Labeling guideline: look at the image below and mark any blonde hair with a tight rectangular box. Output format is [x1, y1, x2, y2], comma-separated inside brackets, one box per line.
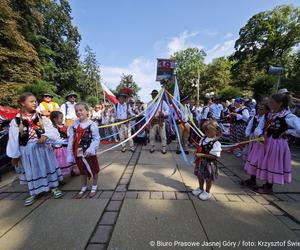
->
[202, 120, 222, 137]
[75, 102, 90, 111]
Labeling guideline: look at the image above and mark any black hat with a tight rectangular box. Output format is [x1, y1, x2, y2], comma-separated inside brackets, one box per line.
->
[65, 92, 78, 99]
[43, 93, 53, 98]
[150, 90, 158, 95]
[180, 95, 189, 103]
[116, 93, 128, 99]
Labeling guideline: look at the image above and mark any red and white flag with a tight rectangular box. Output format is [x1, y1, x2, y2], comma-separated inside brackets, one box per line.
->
[101, 82, 118, 104]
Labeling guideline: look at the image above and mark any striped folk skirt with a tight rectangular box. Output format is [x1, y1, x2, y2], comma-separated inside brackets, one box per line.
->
[19, 141, 63, 196]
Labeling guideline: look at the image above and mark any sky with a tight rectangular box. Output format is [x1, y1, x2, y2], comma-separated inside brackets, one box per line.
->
[69, 0, 300, 102]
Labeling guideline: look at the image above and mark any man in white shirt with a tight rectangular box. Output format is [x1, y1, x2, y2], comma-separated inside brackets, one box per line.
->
[147, 90, 170, 154]
[115, 93, 135, 153]
[210, 99, 223, 121]
[60, 92, 77, 127]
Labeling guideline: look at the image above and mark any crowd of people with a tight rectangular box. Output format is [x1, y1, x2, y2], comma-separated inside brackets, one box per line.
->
[3, 87, 300, 205]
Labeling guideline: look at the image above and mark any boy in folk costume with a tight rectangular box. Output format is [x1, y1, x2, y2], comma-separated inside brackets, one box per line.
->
[7, 92, 63, 206]
[147, 89, 170, 154]
[60, 92, 77, 127]
[114, 93, 135, 152]
[67, 102, 100, 198]
[37, 93, 60, 118]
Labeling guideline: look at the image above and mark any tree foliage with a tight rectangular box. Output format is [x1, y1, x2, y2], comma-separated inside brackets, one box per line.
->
[115, 74, 140, 97]
[172, 48, 206, 97]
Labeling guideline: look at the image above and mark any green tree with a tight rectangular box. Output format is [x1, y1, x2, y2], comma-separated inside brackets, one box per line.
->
[232, 5, 300, 90]
[81, 45, 102, 100]
[202, 57, 233, 93]
[217, 86, 242, 101]
[116, 74, 140, 97]
[0, 0, 41, 105]
[171, 48, 206, 97]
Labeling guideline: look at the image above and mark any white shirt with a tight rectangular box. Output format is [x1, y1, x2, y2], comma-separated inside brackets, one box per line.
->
[6, 114, 63, 158]
[199, 137, 222, 157]
[60, 101, 77, 122]
[200, 106, 210, 120]
[67, 119, 100, 163]
[236, 108, 250, 122]
[146, 100, 170, 121]
[210, 103, 223, 120]
[245, 115, 265, 137]
[91, 110, 102, 120]
[115, 102, 128, 120]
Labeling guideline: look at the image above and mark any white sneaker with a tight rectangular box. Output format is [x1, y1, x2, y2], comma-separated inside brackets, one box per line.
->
[192, 188, 203, 196]
[199, 191, 212, 201]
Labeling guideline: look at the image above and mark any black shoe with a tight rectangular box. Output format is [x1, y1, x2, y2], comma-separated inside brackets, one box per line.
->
[176, 150, 181, 154]
[150, 147, 155, 153]
[184, 150, 189, 155]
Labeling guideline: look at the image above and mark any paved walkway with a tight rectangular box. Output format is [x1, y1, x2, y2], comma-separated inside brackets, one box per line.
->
[0, 143, 300, 250]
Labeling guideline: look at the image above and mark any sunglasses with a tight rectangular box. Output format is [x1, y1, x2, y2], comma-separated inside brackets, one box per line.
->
[69, 95, 76, 98]
[44, 95, 53, 98]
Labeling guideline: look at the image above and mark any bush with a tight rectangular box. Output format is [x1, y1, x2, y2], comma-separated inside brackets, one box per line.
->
[217, 86, 242, 101]
[85, 96, 98, 107]
[251, 75, 278, 100]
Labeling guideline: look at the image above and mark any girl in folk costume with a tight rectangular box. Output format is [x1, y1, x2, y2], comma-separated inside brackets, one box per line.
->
[256, 94, 300, 194]
[241, 102, 269, 188]
[50, 111, 80, 177]
[38, 93, 60, 118]
[228, 98, 250, 157]
[6, 93, 63, 206]
[192, 120, 222, 201]
[67, 102, 100, 198]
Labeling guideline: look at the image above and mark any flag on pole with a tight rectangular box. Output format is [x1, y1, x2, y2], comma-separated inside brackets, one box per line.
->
[101, 82, 118, 104]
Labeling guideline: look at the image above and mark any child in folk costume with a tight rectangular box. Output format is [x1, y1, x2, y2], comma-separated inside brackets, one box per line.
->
[241, 102, 269, 188]
[256, 94, 300, 194]
[50, 111, 79, 177]
[6, 93, 63, 206]
[229, 98, 250, 157]
[67, 102, 100, 198]
[192, 120, 222, 200]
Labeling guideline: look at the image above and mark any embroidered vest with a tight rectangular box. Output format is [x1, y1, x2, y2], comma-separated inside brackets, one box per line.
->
[15, 114, 45, 146]
[266, 115, 288, 139]
[73, 125, 92, 151]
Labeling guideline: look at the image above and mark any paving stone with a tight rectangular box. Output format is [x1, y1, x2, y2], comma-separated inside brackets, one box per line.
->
[287, 194, 300, 202]
[99, 191, 113, 199]
[111, 192, 125, 201]
[0, 193, 10, 199]
[163, 192, 176, 200]
[86, 244, 106, 250]
[214, 194, 229, 202]
[3, 193, 22, 200]
[14, 193, 29, 200]
[277, 216, 300, 230]
[125, 191, 138, 199]
[90, 225, 113, 243]
[226, 194, 242, 202]
[63, 191, 77, 199]
[263, 205, 284, 216]
[250, 195, 269, 204]
[150, 192, 163, 199]
[137, 191, 150, 199]
[115, 185, 127, 192]
[176, 192, 189, 200]
[119, 179, 129, 185]
[0, 199, 108, 249]
[275, 193, 295, 202]
[100, 212, 118, 225]
[238, 194, 256, 203]
[261, 194, 279, 201]
[106, 200, 122, 211]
